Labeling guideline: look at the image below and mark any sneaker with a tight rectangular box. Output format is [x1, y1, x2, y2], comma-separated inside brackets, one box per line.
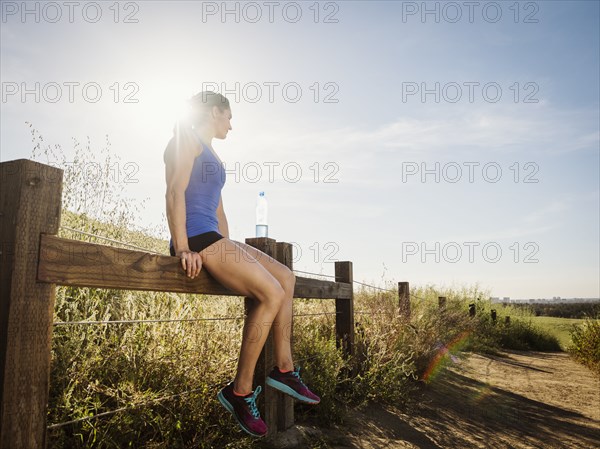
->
[266, 366, 320, 404]
[217, 383, 267, 437]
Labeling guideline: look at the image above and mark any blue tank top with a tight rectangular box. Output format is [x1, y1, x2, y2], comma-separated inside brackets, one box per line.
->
[169, 138, 226, 248]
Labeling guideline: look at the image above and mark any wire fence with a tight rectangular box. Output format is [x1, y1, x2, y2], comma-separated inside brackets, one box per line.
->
[48, 311, 333, 431]
[47, 385, 209, 430]
[292, 312, 340, 318]
[47, 372, 236, 430]
[54, 226, 415, 328]
[410, 293, 428, 301]
[48, 225, 398, 432]
[60, 225, 397, 295]
[60, 225, 164, 255]
[54, 312, 348, 327]
[53, 316, 245, 326]
[353, 279, 394, 293]
[291, 268, 336, 280]
[46, 348, 324, 431]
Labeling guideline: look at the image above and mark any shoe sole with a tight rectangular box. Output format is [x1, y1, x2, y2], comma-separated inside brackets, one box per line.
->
[217, 390, 267, 438]
[265, 377, 320, 404]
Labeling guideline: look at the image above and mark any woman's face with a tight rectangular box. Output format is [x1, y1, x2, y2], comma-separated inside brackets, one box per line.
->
[213, 107, 232, 139]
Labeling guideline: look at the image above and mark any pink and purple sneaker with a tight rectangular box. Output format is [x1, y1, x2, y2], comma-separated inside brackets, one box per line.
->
[217, 383, 267, 437]
[266, 366, 320, 404]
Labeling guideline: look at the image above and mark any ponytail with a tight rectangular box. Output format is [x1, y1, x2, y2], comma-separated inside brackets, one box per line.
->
[172, 91, 230, 136]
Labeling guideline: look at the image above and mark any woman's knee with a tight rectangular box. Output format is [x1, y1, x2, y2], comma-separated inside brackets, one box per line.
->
[258, 282, 286, 309]
[281, 268, 296, 297]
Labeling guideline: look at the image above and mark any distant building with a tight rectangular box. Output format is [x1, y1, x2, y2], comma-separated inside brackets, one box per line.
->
[510, 297, 600, 303]
[498, 297, 600, 304]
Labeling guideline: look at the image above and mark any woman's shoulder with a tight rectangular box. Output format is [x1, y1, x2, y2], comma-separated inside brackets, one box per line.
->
[163, 135, 203, 164]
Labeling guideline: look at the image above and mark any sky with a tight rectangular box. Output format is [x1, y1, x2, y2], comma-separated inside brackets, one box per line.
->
[1, 0, 599, 299]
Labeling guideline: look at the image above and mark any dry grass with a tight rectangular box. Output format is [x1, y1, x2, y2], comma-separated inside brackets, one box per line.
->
[28, 125, 564, 448]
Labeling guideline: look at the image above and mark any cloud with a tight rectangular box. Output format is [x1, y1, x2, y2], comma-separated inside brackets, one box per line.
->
[522, 200, 568, 224]
[239, 103, 599, 166]
[450, 223, 559, 242]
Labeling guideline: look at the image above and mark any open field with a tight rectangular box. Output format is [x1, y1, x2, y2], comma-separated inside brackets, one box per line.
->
[529, 316, 590, 350]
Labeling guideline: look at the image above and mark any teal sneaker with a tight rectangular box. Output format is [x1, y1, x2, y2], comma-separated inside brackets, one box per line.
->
[266, 366, 320, 404]
[217, 383, 267, 437]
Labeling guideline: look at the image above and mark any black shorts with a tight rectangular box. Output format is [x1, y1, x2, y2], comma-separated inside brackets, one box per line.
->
[169, 231, 224, 256]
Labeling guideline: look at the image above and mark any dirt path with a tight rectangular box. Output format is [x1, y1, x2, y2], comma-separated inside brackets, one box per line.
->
[294, 350, 600, 449]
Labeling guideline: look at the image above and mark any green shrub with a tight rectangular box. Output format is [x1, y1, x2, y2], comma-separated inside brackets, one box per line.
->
[33, 124, 568, 446]
[292, 324, 347, 425]
[460, 299, 561, 353]
[496, 319, 562, 351]
[569, 317, 600, 375]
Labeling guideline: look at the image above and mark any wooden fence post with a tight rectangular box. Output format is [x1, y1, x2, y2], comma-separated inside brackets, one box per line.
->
[274, 241, 294, 431]
[1, 160, 63, 449]
[398, 281, 410, 319]
[334, 261, 354, 358]
[244, 237, 278, 435]
[0, 159, 361, 444]
[438, 296, 447, 310]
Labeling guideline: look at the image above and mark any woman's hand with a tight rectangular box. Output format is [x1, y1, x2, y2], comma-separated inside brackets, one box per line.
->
[176, 249, 203, 279]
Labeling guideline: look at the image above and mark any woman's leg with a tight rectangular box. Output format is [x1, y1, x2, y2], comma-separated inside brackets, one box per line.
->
[199, 238, 286, 394]
[228, 242, 320, 405]
[232, 241, 295, 372]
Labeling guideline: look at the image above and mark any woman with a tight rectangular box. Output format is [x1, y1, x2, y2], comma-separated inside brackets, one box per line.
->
[163, 91, 319, 438]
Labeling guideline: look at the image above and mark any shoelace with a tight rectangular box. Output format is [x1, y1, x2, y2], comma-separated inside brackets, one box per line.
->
[290, 366, 303, 382]
[243, 385, 262, 419]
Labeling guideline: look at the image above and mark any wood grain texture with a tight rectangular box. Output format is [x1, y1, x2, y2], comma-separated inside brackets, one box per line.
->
[294, 276, 352, 300]
[37, 234, 237, 295]
[334, 261, 354, 358]
[243, 238, 277, 436]
[439, 296, 447, 309]
[0, 160, 63, 449]
[398, 281, 411, 319]
[38, 235, 352, 299]
[1, 159, 357, 444]
[275, 241, 294, 431]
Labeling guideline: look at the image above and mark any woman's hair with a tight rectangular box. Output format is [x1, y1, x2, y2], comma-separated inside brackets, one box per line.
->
[189, 91, 230, 111]
[173, 91, 230, 134]
[188, 91, 230, 127]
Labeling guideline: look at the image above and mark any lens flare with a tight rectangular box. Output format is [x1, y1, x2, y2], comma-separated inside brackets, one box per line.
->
[422, 330, 471, 382]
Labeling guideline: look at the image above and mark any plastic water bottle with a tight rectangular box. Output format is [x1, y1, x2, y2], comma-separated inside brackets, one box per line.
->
[255, 191, 268, 237]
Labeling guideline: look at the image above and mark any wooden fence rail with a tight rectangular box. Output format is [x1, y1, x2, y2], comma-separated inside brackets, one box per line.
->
[0, 159, 425, 447]
[1, 159, 370, 448]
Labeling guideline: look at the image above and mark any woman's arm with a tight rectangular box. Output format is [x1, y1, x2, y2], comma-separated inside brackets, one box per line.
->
[216, 194, 230, 238]
[164, 135, 196, 253]
[164, 129, 203, 278]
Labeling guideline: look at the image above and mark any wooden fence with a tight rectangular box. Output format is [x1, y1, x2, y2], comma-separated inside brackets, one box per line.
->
[0, 159, 417, 448]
